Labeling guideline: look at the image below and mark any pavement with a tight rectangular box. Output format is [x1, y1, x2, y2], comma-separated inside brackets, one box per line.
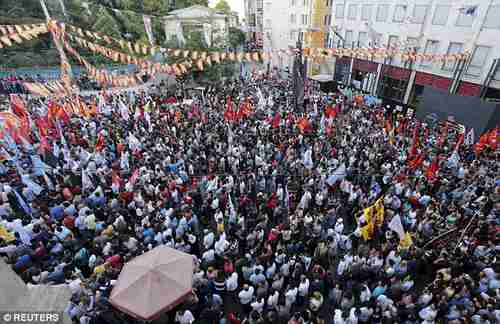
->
[0, 259, 72, 324]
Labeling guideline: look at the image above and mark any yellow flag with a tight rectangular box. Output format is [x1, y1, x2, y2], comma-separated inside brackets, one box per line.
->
[0, 225, 15, 243]
[361, 223, 374, 241]
[364, 206, 374, 226]
[374, 197, 385, 227]
[399, 232, 413, 249]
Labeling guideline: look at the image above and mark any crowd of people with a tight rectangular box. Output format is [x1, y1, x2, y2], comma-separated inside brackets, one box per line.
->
[0, 70, 499, 324]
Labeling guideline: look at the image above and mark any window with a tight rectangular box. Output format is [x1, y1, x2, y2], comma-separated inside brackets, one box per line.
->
[388, 35, 399, 48]
[290, 31, 296, 41]
[421, 40, 439, 66]
[406, 37, 420, 51]
[456, 10, 475, 27]
[393, 5, 407, 22]
[358, 31, 368, 47]
[432, 5, 450, 25]
[265, 2, 271, 11]
[301, 14, 308, 25]
[324, 14, 332, 26]
[484, 5, 500, 28]
[335, 4, 345, 18]
[412, 5, 428, 24]
[348, 4, 358, 20]
[345, 30, 354, 47]
[442, 42, 463, 71]
[257, 15, 263, 27]
[303, 0, 308, 6]
[265, 19, 272, 28]
[325, 0, 333, 7]
[291, 0, 296, 6]
[290, 14, 296, 24]
[467, 46, 491, 76]
[376, 4, 389, 22]
[362, 5, 373, 21]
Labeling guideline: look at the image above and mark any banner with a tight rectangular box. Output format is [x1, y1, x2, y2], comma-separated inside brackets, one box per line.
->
[143, 15, 155, 46]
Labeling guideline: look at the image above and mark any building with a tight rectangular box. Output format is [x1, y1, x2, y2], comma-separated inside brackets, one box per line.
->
[328, 0, 500, 103]
[244, 0, 264, 49]
[254, 0, 334, 73]
[164, 5, 232, 47]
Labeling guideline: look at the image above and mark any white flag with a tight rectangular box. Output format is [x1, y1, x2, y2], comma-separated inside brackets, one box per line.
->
[203, 23, 212, 47]
[228, 193, 237, 222]
[326, 163, 346, 186]
[82, 169, 93, 191]
[119, 100, 129, 121]
[464, 128, 474, 146]
[143, 15, 155, 46]
[303, 148, 313, 170]
[388, 214, 405, 240]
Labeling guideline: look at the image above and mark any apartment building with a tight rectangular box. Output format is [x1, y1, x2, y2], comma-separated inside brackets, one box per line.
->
[244, 0, 264, 49]
[329, 0, 500, 103]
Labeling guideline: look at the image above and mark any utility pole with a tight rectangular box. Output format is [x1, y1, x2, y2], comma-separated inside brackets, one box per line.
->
[293, 33, 304, 113]
[40, 0, 74, 93]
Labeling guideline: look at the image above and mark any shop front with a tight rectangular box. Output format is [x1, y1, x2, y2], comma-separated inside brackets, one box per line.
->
[409, 71, 453, 109]
[378, 65, 411, 104]
[334, 57, 351, 84]
[351, 59, 379, 93]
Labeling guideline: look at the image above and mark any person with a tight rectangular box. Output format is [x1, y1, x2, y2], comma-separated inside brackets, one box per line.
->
[0, 70, 498, 324]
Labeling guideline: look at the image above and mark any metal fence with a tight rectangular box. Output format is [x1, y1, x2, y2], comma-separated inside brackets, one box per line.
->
[0, 65, 137, 79]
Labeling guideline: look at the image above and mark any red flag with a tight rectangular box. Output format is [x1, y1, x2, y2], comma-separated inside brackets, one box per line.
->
[224, 96, 234, 121]
[475, 132, 490, 155]
[408, 154, 424, 171]
[10, 94, 29, 121]
[38, 135, 51, 154]
[425, 155, 439, 183]
[266, 192, 278, 209]
[488, 127, 498, 151]
[438, 121, 448, 147]
[95, 133, 105, 152]
[35, 117, 49, 138]
[112, 170, 121, 188]
[286, 112, 295, 125]
[325, 105, 337, 119]
[297, 117, 311, 134]
[408, 126, 420, 161]
[453, 132, 464, 152]
[271, 112, 281, 129]
[385, 116, 393, 134]
[129, 169, 140, 186]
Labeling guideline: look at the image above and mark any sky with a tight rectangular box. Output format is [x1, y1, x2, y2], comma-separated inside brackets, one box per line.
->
[209, 0, 245, 19]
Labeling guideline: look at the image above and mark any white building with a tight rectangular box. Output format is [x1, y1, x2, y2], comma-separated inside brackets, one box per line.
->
[244, 0, 264, 48]
[330, 0, 500, 100]
[164, 5, 232, 47]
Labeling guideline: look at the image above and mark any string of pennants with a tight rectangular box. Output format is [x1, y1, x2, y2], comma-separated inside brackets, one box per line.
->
[0, 24, 49, 48]
[63, 21, 471, 64]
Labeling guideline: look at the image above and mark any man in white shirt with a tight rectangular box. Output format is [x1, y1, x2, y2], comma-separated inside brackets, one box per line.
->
[285, 286, 298, 308]
[226, 272, 238, 292]
[175, 310, 194, 324]
[238, 284, 254, 313]
[298, 275, 310, 306]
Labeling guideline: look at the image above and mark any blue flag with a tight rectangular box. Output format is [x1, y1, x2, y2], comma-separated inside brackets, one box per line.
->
[13, 189, 32, 217]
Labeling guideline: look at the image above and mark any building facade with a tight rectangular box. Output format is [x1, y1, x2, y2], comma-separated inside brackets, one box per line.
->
[244, 0, 264, 49]
[329, 0, 500, 102]
[164, 5, 231, 48]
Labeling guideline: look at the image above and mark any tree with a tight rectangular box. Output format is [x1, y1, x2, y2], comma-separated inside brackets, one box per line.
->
[174, 0, 209, 9]
[228, 27, 245, 49]
[214, 0, 231, 13]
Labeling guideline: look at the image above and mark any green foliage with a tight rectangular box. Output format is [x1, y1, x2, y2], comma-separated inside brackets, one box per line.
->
[175, 0, 209, 9]
[214, 0, 231, 13]
[228, 27, 245, 49]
